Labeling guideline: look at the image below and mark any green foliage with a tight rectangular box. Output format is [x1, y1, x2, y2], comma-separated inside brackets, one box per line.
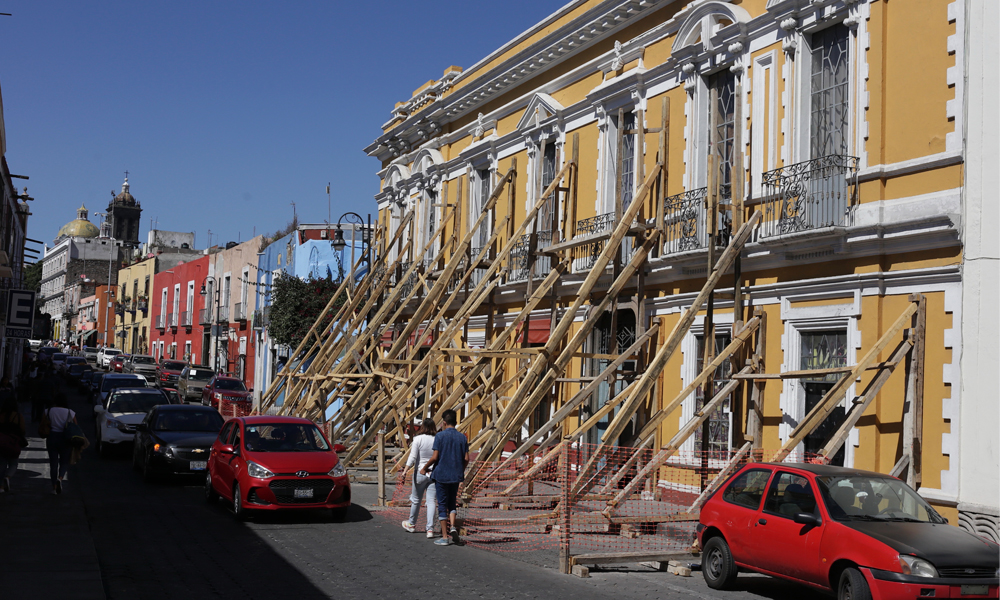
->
[24, 261, 42, 293]
[268, 272, 344, 348]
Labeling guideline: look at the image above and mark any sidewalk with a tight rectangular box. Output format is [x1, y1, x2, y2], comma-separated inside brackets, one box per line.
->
[0, 400, 106, 600]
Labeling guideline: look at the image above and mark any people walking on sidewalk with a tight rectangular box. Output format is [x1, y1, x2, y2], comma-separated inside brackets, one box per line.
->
[42, 394, 77, 495]
[0, 394, 27, 493]
[420, 409, 469, 546]
[401, 418, 438, 538]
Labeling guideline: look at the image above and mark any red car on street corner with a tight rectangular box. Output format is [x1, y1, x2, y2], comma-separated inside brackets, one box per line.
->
[202, 375, 252, 411]
[205, 416, 351, 521]
[698, 462, 998, 600]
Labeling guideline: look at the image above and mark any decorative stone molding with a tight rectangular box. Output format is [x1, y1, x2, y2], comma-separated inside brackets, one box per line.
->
[728, 41, 744, 55]
[780, 18, 799, 53]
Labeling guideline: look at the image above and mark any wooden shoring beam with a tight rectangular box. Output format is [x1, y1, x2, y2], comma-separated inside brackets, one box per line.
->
[600, 436, 654, 494]
[604, 366, 752, 511]
[818, 339, 913, 463]
[566, 211, 761, 498]
[771, 301, 919, 463]
[468, 164, 663, 484]
[905, 293, 926, 487]
[687, 441, 752, 512]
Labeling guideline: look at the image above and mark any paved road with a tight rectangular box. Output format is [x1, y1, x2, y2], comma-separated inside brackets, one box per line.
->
[1, 379, 821, 600]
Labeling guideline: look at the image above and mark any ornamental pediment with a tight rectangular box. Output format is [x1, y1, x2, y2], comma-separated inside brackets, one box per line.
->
[515, 93, 565, 132]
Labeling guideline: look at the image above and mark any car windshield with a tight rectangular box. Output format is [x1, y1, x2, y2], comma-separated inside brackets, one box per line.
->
[107, 391, 170, 414]
[188, 369, 213, 381]
[132, 356, 156, 365]
[244, 424, 330, 452]
[153, 410, 224, 432]
[817, 475, 945, 523]
[84, 347, 97, 353]
[214, 379, 246, 391]
[162, 361, 185, 370]
[102, 378, 146, 392]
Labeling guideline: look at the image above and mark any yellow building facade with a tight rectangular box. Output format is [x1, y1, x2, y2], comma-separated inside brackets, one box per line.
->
[116, 257, 154, 355]
[366, 0, 995, 539]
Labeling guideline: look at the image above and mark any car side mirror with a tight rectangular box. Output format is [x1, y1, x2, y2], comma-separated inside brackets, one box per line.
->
[333, 443, 347, 453]
[218, 444, 235, 455]
[793, 512, 821, 527]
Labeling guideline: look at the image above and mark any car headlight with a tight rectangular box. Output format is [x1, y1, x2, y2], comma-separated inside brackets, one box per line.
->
[246, 461, 274, 479]
[106, 418, 122, 428]
[213, 392, 222, 400]
[152, 443, 174, 457]
[328, 462, 347, 478]
[899, 555, 938, 578]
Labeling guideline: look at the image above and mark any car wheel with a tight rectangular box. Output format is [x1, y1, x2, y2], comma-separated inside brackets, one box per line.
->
[702, 536, 738, 590]
[205, 472, 219, 504]
[233, 482, 249, 521]
[330, 506, 348, 522]
[838, 567, 872, 600]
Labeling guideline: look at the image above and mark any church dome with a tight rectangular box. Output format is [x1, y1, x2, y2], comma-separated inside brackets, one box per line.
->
[114, 176, 137, 206]
[57, 204, 100, 239]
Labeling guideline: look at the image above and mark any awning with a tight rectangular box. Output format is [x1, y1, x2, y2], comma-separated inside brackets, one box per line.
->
[408, 325, 434, 347]
[515, 318, 550, 344]
[380, 328, 395, 349]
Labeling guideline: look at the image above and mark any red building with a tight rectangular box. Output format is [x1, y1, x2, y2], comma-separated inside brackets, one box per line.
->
[150, 254, 211, 367]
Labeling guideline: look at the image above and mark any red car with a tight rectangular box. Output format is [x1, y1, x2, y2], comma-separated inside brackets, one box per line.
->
[204, 416, 351, 521]
[202, 375, 251, 410]
[110, 354, 130, 373]
[698, 463, 999, 600]
[156, 359, 187, 389]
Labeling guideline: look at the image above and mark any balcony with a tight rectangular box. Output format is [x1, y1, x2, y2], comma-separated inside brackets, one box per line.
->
[217, 306, 230, 323]
[155, 315, 166, 330]
[180, 310, 192, 328]
[570, 213, 617, 272]
[662, 185, 732, 256]
[508, 230, 554, 283]
[136, 298, 148, 314]
[759, 155, 858, 239]
[169, 313, 178, 328]
[252, 306, 270, 331]
[234, 302, 247, 322]
[198, 308, 213, 326]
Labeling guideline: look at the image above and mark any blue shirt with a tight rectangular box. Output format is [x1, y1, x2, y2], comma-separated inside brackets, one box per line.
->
[430, 427, 469, 484]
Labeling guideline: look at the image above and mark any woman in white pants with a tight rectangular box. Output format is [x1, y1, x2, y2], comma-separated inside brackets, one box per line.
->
[401, 419, 437, 538]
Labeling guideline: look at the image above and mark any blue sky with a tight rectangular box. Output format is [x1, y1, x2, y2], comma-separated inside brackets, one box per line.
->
[1, 1, 558, 250]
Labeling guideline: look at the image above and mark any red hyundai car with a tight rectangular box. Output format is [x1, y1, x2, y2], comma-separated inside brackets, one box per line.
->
[698, 463, 998, 600]
[205, 416, 351, 521]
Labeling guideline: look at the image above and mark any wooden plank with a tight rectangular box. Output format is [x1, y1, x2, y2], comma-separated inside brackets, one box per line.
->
[571, 552, 695, 567]
[908, 293, 926, 488]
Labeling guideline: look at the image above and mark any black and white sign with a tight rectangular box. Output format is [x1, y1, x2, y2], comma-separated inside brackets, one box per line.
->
[5, 289, 35, 339]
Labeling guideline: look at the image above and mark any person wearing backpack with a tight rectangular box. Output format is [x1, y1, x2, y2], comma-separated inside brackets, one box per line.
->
[41, 393, 76, 495]
[0, 394, 26, 493]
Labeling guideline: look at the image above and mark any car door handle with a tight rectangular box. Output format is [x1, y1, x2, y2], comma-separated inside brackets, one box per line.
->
[758, 518, 767, 525]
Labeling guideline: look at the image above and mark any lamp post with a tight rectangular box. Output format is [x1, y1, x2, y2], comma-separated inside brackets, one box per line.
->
[330, 212, 371, 290]
[200, 276, 222, 374]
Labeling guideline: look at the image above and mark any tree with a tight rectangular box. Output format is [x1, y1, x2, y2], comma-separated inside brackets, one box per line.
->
[23, 261, 42, 293]
[268, 272, 345, 349]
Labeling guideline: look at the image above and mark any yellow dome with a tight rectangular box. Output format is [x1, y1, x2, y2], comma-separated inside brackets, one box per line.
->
[57, 204, 100, 239]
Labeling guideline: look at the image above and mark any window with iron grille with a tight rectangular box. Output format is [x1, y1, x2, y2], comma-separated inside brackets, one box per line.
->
[620, 112, 636, 210]
[426, 188, 437, 240]
[538, 143, 558, 232]
[709, 70, 737, 187]
[810, 24, 850, 158]
[473, 168, 491, 248]
[694, 333, 733, 460]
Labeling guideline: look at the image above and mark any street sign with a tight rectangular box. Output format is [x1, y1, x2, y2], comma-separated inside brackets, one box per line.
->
[5, 289, 35, 339]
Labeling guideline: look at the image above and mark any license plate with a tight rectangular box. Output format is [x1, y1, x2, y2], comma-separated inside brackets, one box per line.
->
[293, 488, 313, 499]
[961, 585, 989, 595]
[189, 461, 207, 471]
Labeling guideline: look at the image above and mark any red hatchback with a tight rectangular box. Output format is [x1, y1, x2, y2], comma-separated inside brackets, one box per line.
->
[698, 463, 998, 600]
[205, 416, 351, 521]
[202, 375, 251, 410]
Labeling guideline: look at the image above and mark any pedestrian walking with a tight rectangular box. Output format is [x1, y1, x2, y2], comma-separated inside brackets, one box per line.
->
[420, 409, 469, 546]
[401, 418, 438, 538]
[0, 394, 27, 493]
[41, 394, 77, 494]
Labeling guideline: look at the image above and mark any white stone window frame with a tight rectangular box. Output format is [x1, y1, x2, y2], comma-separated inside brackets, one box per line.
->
[172, 283, 181, 323]
[786, 7, 865, 166]
[678, 313, 735, 468]
[778, 291, 862, 466]
[523, 126, 565, 226]
[411, 150, 445, 257]
[381, 163, 412, 263]
[466, 148, 496, 244]
[596, 92, 644, 217]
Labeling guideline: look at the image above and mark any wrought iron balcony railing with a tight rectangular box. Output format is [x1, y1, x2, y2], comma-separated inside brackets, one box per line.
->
[180, 310, 192, 328]
[759, 155, 858, 238]
[217, 306, 230, 323]
[169, 313, 178, 327]
[252, 307, 270, 330]
[234, 302, 247, 322]
[155, 315, 166, 329]
[662, 184, 732, 255]
[198, 308, 213, 325]
[508, 230, 553, 283]
[571, 213, 616, 272]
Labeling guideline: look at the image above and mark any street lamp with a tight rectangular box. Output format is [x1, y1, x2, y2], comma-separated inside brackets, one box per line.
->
[200, 276, 223, 374]
[331, 212, 371, 290]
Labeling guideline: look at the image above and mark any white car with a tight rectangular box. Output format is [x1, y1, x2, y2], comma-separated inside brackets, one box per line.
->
[95, 373, 148, 407]
[98, 347, 122, 369]
[94, 388, 175, 456]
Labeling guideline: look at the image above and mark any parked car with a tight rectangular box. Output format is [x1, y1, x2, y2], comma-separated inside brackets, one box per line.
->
[95, 373, 148, 407]
[67, 363, 93, 387]
[82, 346, 99, 363]
[98, 347, 122, 369]
[202, 375, 252, 410]
[132, 404, 225, 481]
[109, 354, 130, 373]
[126, 354, 158, 383]
[94, 388, 178, 456]
[698, 462, 999, 600]
[205, 416, 351, 521]
[60, 356, 88, 375]
[51, 352, 69, 373]
[86, 371, 105, 394]
[156, 359, 187, 389]
[178, 366, 215, 402]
